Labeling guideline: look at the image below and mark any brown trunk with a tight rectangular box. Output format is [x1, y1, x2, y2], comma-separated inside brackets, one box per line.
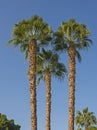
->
[85, 125, 88, 130]
[29, 39, 37, 130]
[45, 69, 51, 130]
[68, 42, 76, 130]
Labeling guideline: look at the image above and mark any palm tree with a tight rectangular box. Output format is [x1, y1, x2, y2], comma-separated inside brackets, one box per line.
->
[75, 107, 97, 130]
[7, 15, 52, 130]
[36, 49, 67, 130]
[53, 19, 92, 130]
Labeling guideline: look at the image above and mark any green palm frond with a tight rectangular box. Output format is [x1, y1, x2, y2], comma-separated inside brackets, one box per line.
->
[7, 15, 52, 59]
[75, 50, 81, 62]
[54, 63, 67, 79]
[53, 18, 92, 61]
[36, 75, 43, 86]
[20, 43, 28, 52]
[75, 107, 97, 130]
[36, 49, 67, 86]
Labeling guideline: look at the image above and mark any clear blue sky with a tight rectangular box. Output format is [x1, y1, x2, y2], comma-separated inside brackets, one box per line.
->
[0, 0, 97, 130]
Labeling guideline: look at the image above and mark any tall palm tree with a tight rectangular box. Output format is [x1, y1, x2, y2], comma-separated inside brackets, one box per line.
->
[53, 19, 92, 130]
[36, 49, 67, 130]
[75, 107, 97, 130]
[7, 15, 52, 130]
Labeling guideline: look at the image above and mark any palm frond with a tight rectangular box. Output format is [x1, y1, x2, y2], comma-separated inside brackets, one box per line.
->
[75, 50, 81, 62]
[75, 107, 97, 130]
[53, 18, 92, 60]
[36, 75, 43, 86]
[36, 49, 67, 81]
[7, 15, 52, 60]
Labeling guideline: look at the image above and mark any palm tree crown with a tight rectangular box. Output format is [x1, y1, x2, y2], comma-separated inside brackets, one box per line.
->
[75, 107, 97, 130]
[36, 49, 67, 83]
[53, 18, 92, 61]
[8, 15, 52, 58]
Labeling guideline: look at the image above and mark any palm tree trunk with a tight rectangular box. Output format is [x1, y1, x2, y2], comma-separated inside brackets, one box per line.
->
[29, 39, 37, 130]
[68, 43, 76, 130]
[45, 69, 51, 130]
[85, 125, 88, 130]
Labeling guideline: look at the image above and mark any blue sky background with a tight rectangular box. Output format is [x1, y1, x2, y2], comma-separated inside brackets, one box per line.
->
[0, 0, 97, 130]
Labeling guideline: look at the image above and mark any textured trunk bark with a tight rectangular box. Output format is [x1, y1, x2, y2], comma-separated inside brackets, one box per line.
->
[45, 69, 51, 130]
[29, 39, 37, 130]
[68, 43, 76, 130]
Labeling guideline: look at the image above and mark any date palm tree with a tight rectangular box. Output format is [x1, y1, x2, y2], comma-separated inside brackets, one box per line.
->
[36, 49, 67, 130]
[53, 19, 92, 130]
[7, 15, 52, 130]
[75, 107, 97, 130]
